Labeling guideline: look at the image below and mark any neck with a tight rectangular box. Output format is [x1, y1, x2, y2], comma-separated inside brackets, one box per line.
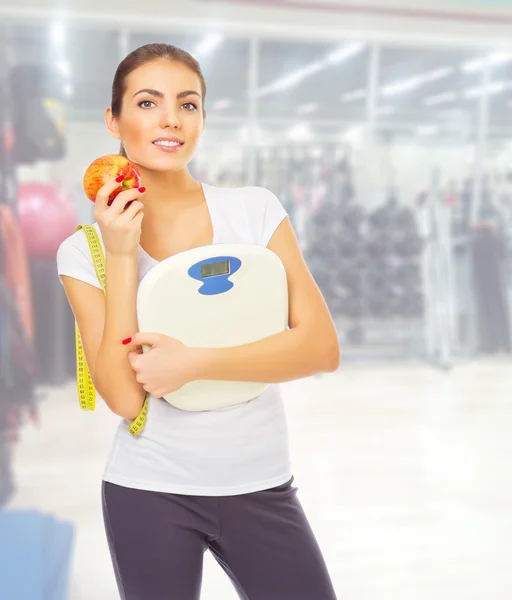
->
[135, 166, 201, 210]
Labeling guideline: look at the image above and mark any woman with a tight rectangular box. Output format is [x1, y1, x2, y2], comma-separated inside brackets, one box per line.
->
[57, 43, 340, 600]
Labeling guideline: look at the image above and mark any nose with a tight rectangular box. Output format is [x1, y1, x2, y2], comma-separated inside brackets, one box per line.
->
[160, 106, 181, 129]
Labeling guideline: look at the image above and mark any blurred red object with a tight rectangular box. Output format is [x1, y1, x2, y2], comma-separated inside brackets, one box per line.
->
[16, 182, 78, 259]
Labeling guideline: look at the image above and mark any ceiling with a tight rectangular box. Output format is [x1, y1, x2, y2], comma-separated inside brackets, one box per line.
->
[213, 0, 512, 21]
[3, 21, 512, 142]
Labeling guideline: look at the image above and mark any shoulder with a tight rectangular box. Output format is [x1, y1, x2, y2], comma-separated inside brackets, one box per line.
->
[56, 223, 104, 288]
[209, 184, 287, 247]
[242, 186, 284, 211]
[240, 186, 287, 218]
[56, 222, 102, 264]
[206, 183, 283, 208]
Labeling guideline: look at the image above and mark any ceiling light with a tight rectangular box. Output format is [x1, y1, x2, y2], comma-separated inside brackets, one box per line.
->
[257, 42, 363, 97]
[275, 62, 325, 92]
[57, 59, 70, 78]
[326, 42, 364, 65]
[194, 34, 223, 58]
[424, 92, 458, 106]
[50, 22, 66, 46]
[257, 61, 326, 97]
[382, 67, 454, 98]
[463, 81, 509, 98]
[461, 52, 512, 73]
[213, 99, 232, 111]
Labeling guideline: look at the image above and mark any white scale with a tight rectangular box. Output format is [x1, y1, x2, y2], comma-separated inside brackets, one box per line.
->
[136, 244, 289, 411]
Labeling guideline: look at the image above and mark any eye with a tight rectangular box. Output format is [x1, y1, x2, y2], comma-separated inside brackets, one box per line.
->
[182, 102, 198, 111]
[138, 100, 155, 109]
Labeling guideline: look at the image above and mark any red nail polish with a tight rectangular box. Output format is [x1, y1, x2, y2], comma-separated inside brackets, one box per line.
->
[115, 175, 124, 182]
[138, 187, 146, 193]
[122, 337, 132, 345]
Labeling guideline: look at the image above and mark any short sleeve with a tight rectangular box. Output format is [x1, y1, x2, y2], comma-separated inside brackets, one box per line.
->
[243, 186, 288, 247]
[56, 233, 103, 290]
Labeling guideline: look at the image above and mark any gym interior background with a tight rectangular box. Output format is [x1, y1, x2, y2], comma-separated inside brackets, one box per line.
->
[1, 1, 511, 598]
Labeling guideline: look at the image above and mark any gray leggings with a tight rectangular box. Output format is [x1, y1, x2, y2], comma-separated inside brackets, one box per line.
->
[101, 476, 338, 600]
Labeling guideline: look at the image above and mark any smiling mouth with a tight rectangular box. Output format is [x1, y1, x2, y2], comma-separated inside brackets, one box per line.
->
[152, 140, 184, 148]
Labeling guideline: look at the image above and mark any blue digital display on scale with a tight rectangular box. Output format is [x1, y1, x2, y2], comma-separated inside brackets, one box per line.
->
[200, 260, 230, 279]
[189, 256, 242, 296]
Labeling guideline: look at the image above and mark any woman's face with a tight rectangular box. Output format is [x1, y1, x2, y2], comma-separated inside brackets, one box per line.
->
[109, 58, 205, 172]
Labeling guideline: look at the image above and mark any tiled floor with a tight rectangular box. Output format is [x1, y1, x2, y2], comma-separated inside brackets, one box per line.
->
[7, 360, 512, 599]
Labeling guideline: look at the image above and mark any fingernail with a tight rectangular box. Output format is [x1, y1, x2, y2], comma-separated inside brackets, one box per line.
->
[122, 337, 132, 345]
[138, 187, 146, 193]
[115, 175, 124, 183]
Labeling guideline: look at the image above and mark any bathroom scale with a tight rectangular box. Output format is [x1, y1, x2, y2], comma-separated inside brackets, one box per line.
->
[136, 243, 289, 411]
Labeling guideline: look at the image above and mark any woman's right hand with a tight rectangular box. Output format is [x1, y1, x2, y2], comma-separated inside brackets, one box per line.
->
[94, 177, 146, 257]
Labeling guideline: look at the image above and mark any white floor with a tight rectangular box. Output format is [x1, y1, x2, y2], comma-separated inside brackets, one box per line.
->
[6, 359, 512, 599]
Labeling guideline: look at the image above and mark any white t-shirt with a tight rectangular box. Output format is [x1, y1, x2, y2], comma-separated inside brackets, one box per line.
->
[56, 182, 293, 496]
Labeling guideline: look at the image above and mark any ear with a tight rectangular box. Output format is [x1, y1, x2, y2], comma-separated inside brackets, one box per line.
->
[202, 110, 206, 134]
[105, 107, 121, 141]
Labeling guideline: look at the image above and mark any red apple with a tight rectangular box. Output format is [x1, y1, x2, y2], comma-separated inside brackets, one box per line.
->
[83, 154, 141, 206]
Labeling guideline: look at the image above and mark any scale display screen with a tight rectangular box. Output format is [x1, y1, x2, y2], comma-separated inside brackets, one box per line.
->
[200, 259, 230, 279]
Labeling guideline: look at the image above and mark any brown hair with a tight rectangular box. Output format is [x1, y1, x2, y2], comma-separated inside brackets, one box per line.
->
[110, 43, 207, 157]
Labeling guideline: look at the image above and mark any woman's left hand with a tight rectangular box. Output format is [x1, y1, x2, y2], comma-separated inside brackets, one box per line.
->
[125, 333, 200, 398]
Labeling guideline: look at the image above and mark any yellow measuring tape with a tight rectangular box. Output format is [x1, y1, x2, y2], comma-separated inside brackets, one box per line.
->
[75, 224, 148, 436]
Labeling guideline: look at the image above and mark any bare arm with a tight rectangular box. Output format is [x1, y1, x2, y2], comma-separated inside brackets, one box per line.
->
[195, 327, 338, 383]
[195, 216, 340, 383]
[94, 252, 146, 418]
[61, 253, 145, 421]
[61, 174, 147, 421]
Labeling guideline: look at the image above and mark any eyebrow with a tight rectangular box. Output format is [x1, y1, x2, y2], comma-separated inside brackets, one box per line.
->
[132, 88, 201, 100]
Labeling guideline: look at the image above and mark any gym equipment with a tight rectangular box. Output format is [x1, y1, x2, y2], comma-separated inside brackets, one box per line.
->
[9, 63, 67, 165]
[368, 204, 398, 229]
[396, 262, 422, 289]
[342, 292, 363, 319]
[17, 182, 77, 259]
[365, 235, 394, 258]
[367, 288, 400, 319]
[394, 233, 423, 257]
[395, 206, 417, 230]
[340, 203, 366, 228]
[338, 261, 361, 293]
[346, 324, 364, 345]
[399, 291, 424, 318]
[338, 230, 362, 260]
[0, 41, 39, 511]
[30, 258, 76, 385]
